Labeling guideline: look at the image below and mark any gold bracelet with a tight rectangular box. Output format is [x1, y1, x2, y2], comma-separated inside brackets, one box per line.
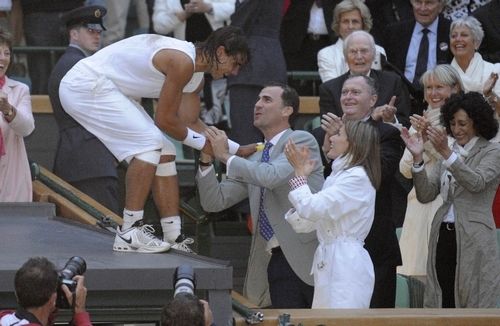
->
[3, 106, 13, 118]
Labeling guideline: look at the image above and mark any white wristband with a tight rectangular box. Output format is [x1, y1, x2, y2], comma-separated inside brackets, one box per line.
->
[182, 128, 206, 150]
[227, 139, 240, 155]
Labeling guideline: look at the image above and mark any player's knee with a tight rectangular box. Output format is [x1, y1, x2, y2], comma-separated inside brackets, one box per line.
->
[156, 161, 177, 176]
[156, 142, 177, 176]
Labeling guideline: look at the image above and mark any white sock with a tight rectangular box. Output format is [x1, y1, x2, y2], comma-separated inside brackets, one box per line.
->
[122, 209, 144, 230]
[160, 216, 181, 242]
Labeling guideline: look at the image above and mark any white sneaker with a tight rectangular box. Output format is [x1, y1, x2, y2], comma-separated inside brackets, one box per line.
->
[169, 234, 195, 254]
[113, 224, 171, 253]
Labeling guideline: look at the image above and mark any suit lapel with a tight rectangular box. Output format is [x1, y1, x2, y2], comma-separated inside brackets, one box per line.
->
[436, 15, 451, 63]
[270, 129, 292, 160]
[401, 22, 414, 59]
[453, 138, 488, 197]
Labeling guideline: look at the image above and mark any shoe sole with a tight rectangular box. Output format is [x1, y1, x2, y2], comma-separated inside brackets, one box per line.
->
[113, 243, 171, 253]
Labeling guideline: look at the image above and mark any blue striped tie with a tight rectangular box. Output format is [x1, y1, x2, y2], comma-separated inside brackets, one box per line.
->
[258, 142, 274, 241]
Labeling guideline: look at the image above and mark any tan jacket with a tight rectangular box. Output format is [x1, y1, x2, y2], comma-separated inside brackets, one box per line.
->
[413, 137, 500, 308]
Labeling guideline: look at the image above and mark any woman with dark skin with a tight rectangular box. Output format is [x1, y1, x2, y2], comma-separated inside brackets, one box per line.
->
[401, 92, 500, 308]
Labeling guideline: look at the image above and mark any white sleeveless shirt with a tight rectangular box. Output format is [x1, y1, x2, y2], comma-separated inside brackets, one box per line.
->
[77, 34, 203, 99]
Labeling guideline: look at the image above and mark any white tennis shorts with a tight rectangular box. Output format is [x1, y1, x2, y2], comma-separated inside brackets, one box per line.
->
[59, 63, 176, 162]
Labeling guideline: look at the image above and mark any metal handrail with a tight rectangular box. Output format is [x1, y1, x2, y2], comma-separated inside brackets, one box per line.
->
[13, 46, 67, 53]
[13, 46, 67, 72]
[30, 162, 119, 232]
[286, 70, 321, 81]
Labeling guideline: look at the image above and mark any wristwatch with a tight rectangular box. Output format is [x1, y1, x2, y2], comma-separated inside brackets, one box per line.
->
[412, 160, 424, 168]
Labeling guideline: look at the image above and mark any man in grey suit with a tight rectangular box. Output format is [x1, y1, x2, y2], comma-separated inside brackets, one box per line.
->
[196, 83, 324, 308]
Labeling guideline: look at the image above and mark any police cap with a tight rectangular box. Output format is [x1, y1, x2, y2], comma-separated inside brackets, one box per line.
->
[63, 5, 107, 31]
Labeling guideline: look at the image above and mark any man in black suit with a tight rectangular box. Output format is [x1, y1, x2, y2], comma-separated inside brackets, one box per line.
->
[318, 74, 404, 308]
[48, 6, 120, 214]
[473, 0, 500, 64]
[318, 30, 411, 128]
[381, 0, 452, 114]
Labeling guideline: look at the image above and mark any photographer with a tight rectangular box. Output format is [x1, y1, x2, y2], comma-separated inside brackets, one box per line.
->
[0, 257, 91, 326]
[160, 293, 213, 326]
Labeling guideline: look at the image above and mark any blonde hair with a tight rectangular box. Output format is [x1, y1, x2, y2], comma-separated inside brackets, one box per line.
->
[420, 64, 464, 91]
[331, 0, 373, 36]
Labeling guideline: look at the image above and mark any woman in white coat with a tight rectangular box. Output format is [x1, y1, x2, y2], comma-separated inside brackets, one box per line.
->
[317, 0, 386, 83]
[398, 64, 463, 276]
[284, 120, 380, 308]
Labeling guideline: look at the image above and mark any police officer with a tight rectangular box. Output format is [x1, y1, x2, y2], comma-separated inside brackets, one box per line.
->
[48, 5, 121, 215]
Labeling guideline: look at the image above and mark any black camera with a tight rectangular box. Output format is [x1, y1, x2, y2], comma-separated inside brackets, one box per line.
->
[56, 256, 87, 309]
[173, 265, 196, 298]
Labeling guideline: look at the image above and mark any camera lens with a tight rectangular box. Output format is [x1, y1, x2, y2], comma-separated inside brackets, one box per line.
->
[173, 265, 195, 297]
[56, 256, 87, 309]
[60, 256, 86, 280]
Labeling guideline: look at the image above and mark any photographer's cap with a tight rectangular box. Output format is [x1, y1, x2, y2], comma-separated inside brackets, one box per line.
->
[63, 5, 107, 31]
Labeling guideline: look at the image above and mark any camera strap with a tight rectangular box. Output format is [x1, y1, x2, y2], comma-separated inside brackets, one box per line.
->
[14, 308, 43, 325]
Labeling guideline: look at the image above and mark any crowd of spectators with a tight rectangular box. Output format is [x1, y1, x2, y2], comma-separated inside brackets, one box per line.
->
[1, 0, 499, 313]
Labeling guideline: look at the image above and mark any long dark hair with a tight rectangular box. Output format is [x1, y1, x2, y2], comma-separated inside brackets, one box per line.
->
[196, 26, 249, 68]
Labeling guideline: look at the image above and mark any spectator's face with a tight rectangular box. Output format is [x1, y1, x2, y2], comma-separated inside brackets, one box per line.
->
[450, 109, 476, 145]
[450, 25, 477, 62]
[253, 86, 290, 131]
[345, 34, 374, 75]
[411, 0, 444, 27]
[340, 77, 377, 120]
[424, 75, 458, 109]
[211, 46, 244, 79]
[0, 43, 11, 78]
[73, 26, 102, 53]
[327, 126, 349, 160]
[338, 9, 363, 39]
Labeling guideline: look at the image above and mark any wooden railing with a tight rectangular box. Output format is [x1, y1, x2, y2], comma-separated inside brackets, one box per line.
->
[31, 95, 53, 114]
[232, 308, 500, 326]
[31, 94, 320, 115]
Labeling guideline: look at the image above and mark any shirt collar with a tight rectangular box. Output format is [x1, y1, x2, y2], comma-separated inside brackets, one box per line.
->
[416, 16, 439, 35]
[266, 129, 288, 147]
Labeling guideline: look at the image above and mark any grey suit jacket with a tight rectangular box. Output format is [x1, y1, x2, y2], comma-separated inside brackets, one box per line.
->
[413, 138, 500, 308]
[196, 129, 324, 306]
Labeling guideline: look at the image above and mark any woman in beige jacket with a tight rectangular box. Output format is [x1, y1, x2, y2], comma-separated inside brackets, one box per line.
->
[402, 91, 500, 308]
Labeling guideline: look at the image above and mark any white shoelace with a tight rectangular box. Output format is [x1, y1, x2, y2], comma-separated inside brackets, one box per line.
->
[173, 237, 194, 252]
[139, 224, 165, 245]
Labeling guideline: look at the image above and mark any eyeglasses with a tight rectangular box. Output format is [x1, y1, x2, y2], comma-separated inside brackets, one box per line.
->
[347, 48, 371, 56]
